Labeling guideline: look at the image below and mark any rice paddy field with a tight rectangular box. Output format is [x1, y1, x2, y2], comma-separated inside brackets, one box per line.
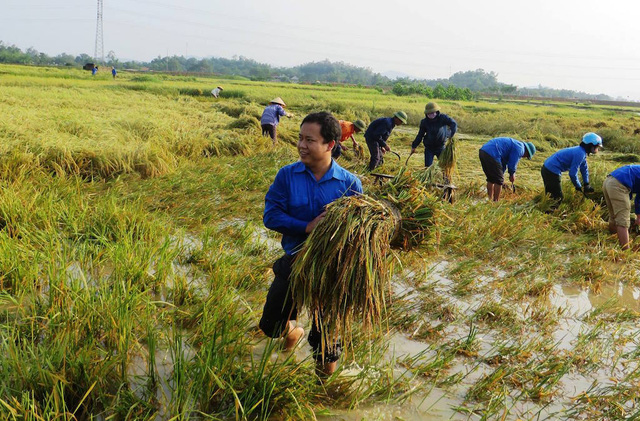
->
[3, 63, 640, 420]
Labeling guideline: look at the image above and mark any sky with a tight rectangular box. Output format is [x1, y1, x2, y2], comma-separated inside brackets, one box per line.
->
[2, 0, 640, 100]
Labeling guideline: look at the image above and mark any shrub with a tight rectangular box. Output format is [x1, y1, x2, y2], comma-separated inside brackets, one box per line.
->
[130, 75, 160, 83]
[178, 87, 203, 96]
[219, 89, 247, 99]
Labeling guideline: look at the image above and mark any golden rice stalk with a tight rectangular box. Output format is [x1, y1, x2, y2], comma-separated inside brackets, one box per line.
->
[290, 171, 437, 356]
[371, 166, 438, 250]
[290, 194, 398, 352]
[438, 137, 458, 181]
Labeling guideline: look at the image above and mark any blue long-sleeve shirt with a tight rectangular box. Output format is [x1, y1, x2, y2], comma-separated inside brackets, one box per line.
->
[479, 137, 526, 175]
[264, 160, 363, 255]
[260, 104, 286, 126]
[610, 165, 640, 214]
[543, 146, 589, 189]
[364, 117, 396, 148]
[411, 112, 457, 149]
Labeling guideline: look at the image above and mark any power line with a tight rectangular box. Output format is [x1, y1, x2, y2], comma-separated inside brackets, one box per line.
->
[103, 11, 640, 76]
[103, 6, 640, 71]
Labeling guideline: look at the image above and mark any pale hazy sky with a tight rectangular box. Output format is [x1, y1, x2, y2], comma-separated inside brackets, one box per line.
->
[2, 0, 640, 100]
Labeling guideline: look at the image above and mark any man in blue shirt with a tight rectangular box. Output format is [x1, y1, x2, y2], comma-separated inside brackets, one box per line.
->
[260, 111, 362, 377]
[260, 97, 293, 144]
[479, 137, 536, 201]
[603, 165, 640, 249]
[411, 102, 458, 167]
[364, 111, 407, 171]
[541, 132, 602, 205]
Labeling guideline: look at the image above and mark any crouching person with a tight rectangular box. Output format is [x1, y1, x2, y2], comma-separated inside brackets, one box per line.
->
[602, 165, 640, 249]
[260, 111, 363, 376]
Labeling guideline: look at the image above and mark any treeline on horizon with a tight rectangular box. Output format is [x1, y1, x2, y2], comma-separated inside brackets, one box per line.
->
[0, 40, 615, 101]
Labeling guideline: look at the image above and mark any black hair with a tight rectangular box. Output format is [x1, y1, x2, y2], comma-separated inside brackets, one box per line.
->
[579, 142, 598, 155]
[300, 112, 340, 144]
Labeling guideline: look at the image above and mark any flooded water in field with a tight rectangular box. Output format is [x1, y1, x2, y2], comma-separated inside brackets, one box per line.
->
[29, 228, 640, 421]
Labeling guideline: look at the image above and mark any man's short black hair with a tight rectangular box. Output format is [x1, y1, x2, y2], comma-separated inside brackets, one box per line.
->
[300, 112, 340, 144]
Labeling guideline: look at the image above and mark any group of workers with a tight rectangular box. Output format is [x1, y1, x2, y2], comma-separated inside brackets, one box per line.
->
[90, 66, 118, 79]
[477, 132, 640, 250]
[258, 105, 640, 377]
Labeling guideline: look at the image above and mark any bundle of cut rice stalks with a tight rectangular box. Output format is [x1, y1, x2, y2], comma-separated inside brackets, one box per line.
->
[290, 170, 437, 356]
[438, 136, 458, 182]
[371, 167, 438, 250]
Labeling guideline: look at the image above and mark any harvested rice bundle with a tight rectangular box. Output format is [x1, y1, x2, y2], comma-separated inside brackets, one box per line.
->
[290, 170, 437, 352]
[372, 167, 437, 250]
[438, 136, 458, 181]
[291, 194, 398, 348]
[354, 143, 365, 159]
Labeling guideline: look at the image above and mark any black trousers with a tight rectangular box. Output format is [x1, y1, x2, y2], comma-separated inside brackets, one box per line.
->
[541, 165, 563, 202]
[479, 149, 504, 185]
[331, 142, 342, 159]
[366, 140, 383, 171]
[261, 124, 276, 141]
[259, 254, 341, 363]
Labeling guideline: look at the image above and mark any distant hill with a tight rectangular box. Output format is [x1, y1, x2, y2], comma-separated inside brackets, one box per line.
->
[0, 40, 617, 101]
[382, 70, 416, 80]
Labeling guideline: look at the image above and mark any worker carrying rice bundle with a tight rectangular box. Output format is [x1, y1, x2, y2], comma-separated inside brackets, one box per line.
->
[541, 132, 603, 206]
[411, 102, 458, 168]
[260, 111, 362, 377]
[479, 137, 536, 201]
[289, 170, 436, 377]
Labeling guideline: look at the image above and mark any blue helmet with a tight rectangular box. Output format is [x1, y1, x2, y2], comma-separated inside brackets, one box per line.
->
[582, 132, 603, 147]
[524, 141, 536, 159]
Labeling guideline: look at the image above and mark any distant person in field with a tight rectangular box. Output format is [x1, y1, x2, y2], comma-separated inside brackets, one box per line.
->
[364, 111, 407, 171]
[411, 102, 458, 167]
[479, 137, 536, 201]
[92, 66, 98, 76]
[541, 132, 602, 205]
[260, 97, 293, 144]
[211, 86, 223, 98]
[602, 165, 640, 249]
[111, 66, 117, 79]
[331, 119, 366, 159]
[260, 111, 363, 377]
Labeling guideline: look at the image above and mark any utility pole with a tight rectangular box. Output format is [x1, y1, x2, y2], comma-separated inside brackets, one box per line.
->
[94, 0, 104, 64]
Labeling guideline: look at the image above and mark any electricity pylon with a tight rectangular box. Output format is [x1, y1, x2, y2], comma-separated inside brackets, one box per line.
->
[94, 0, 104, 64]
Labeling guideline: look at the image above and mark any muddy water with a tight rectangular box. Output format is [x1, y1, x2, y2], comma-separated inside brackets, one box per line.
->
[356, 261, 640, 420]
[33, 227, 640, 419]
